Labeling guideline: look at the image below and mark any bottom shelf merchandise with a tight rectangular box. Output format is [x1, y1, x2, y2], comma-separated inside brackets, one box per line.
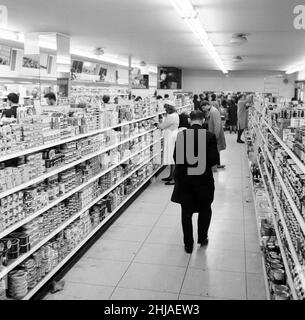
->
[246, 132, 292, 300]
[0, 156, 162, 300]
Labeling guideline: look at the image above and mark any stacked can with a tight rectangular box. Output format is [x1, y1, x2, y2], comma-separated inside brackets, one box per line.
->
[8, 270, 28, 299]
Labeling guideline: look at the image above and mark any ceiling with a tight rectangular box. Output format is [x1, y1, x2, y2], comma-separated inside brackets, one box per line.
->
[2, 0, 305, 72]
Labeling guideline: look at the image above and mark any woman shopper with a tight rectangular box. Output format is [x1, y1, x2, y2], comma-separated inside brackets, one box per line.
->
[158, 101, 179, 185]
[237, 94, 252, 143]
[227, 96, 238, 133]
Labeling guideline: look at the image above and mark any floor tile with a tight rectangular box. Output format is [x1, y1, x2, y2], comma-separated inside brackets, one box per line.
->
[102, 225, 152, 242]
[246, 252, 264, 274]
[64, 258, 130, 286]
[134, 243, 190, 267]
[115, 212, 160, 227]
[189, 247, 246, 273]
[246, 273, 267, 300]
[111, 288, 178, 300]
[118, 263, 186, 293]
[207, 232, 245, 252]
[83, 239, 142, 262]
[44, 282, 114, 300]
[181, 268, 247, 300]
[145, 226, 183, 246]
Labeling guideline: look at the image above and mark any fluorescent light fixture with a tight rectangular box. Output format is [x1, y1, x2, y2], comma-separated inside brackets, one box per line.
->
[170, 0, 228, 74]
[286, 64, 305, 74]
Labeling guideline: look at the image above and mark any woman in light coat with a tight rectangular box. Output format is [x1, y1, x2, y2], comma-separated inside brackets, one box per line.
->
[158, 102, 179, 185]
[200, 101, 226, 169]
[237, 94, 252, 143]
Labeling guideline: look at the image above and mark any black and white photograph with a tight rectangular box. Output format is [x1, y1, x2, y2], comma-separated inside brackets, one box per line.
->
[1, 0, 305, 309]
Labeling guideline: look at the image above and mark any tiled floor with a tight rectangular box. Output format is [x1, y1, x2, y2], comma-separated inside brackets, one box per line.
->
[44, 133, 266, 300]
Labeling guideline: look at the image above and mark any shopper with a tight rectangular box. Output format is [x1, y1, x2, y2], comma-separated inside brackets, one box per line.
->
[164, 94, 169, 100]
[1, 93, 19, 118]
[135, 96, 142, 102]
[102, 95, 110, 104]
[44, 92, 57, 106]
[237, 94, 252, 143]
[193, 94, 200, 110]
[156, 95, 163, 100]
[227, 96, 238, 133]
[210, 93, 220, 111]
[178, 112, 190, 132]
[201, 101, 226, 169]
[171, 110, 218, 254]
[157, 101, 179, 185]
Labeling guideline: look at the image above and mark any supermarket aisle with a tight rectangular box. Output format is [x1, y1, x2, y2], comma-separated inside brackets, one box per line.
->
[44, 133, 266, 300]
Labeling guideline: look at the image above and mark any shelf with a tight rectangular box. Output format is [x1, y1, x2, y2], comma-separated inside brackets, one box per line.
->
[71, 80, 129, 88]
[0, 152, 161, 280]
[0, 137, 162, 239]
[264, 147, 305, 236]
[0, 104, 190, 163]
[0, 127, 158, 199]
[247, 162, 271, 300]
[262, 118, 305, 174]
[21, 165, 161, 300]
[257, 160, 299, 300]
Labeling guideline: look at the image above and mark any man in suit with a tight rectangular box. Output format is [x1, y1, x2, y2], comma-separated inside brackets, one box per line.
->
[171, 110, 218, 254]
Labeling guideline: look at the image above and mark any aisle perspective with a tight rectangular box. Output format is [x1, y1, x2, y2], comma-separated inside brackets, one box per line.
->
[44, 133, 266, 300]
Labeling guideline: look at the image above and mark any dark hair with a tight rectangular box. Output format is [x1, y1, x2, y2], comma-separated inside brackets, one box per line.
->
[190, 110, 204, 121]
[44, 92, 56, 101]
[156, 95, 163, 100]
[179, 113, 190, 129]
[135, 96, 142, 102]
[7, 93, 19, 104]
[164, 94, 169, 99]
[211, 94, 216, 101]
[102, 95, 110, 103]
[200, 101, 210, 107]
[193, 94, 198, 101]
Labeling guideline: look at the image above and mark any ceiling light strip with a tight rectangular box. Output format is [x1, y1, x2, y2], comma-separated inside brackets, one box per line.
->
[170, 0, 228, 74]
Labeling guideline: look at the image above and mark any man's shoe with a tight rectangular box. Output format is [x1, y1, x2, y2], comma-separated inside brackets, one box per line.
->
[184, 245, 193, 254]
[165, 181, 175, 185]
[237, 140, 245, 144]
[217, 165, 226, 169]
[162, 177, 172, 182]
[198, 238, 209, 246]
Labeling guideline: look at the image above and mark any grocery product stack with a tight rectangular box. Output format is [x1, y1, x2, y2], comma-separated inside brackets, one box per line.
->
[246, 95, 305, 300]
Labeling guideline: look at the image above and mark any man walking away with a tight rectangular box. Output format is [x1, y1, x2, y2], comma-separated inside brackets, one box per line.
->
[171, 110, 219, 254]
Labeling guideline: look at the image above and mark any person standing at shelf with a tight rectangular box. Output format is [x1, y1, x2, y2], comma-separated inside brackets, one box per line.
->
[237, 94, 252, 143]
[157, 101, 179, 185]
[171, 110, 218, 254]
[193, 94, 200, 110]
[200, 101, 226, 170]
[1, 93, 19, 118]
[44, 92, 57, 106]
[210, 93, 220, 111]
[102, 95, 110, 104]
[227, 96, 238, 133]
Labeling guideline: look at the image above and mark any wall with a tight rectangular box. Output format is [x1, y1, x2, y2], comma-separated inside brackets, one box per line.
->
[297, 70, 305, 81]
[182, 69, 295, 100]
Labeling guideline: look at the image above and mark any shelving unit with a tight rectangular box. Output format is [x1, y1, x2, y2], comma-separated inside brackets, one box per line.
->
[248, 105, 305, 300]
[22, 164, 161, 300]
[0, 98, 193, 300]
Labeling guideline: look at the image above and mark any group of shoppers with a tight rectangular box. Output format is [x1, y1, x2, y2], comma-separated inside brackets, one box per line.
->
[157, 93, 253, 253]
[193, 92, 253, 143]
